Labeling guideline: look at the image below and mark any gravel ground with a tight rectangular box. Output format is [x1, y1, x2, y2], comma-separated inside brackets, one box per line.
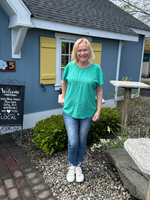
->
[8, 96, 150, 200]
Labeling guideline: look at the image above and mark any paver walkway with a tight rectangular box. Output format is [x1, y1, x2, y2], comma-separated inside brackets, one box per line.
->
[0, 135, 56, 200]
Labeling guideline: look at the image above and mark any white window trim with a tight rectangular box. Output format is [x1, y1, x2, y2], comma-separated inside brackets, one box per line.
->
[54, 33, 92, 91]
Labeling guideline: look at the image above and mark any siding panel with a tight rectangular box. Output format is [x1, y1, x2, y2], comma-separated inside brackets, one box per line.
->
[120, 35, 144, 81]
[0, 7, 62, 115]
[92, 37, 119, 100]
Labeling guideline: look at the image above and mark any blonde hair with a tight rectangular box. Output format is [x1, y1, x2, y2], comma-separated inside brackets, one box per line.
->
[71, 38, 95, 62]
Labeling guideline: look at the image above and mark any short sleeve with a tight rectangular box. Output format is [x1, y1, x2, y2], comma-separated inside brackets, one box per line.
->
[97, 66, 105, 86]
[63, 63, 69, 81]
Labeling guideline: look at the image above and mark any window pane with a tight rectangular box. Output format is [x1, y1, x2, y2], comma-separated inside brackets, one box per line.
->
[61, 55, 68, 67]
[61, 68, 65, 80]
[70, 43, 74, 54]
[62, 42, 69, 54]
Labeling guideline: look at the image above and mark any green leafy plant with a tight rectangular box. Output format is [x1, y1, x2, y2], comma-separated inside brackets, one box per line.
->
[88, 107, 121, 144]
[90, 126, 150, 151]
[32, 114, 68, 155]
[106, 127, 150, 148]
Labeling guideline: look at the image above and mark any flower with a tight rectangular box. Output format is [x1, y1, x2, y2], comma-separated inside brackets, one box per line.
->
[90, 147, 95, 152]
[100, 139, 110, 144]
[0, 60, 7, 70]
[96, 144, 101, 148]
[107, 126, 111, 133]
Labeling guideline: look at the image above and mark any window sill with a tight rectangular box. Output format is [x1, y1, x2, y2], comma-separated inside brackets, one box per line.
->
[55, 83, 62, 91]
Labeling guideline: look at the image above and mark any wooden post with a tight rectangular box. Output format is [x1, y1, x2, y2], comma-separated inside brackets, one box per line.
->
[146, 175, 150, 200]
[121, 88, 131, 135]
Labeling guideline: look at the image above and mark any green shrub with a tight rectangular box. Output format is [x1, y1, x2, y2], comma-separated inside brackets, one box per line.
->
[88, 107, 121, 144]
[32, 108, 121, 155]
[32, 114, 67, 155]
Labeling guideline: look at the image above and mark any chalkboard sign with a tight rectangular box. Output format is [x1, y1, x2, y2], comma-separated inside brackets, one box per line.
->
[0, 84, 25, 126]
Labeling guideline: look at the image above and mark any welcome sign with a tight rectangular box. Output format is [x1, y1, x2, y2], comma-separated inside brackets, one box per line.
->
[0, 84, 25, 126]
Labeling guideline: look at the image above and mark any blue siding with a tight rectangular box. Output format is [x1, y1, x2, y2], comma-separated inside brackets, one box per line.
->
[92, 37, 119, 100]
[0, 7, 62, 115]
[17, 28, 62, 114]
[119, 35, 144, 81]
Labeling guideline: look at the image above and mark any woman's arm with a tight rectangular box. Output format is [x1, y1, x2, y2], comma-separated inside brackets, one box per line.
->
[60, 81, 68, 106]
[92, 85, 103, 121]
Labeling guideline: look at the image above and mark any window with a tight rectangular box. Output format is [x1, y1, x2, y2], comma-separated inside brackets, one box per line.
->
[61, 41, 74, 80]
[55, 33, 92, 90]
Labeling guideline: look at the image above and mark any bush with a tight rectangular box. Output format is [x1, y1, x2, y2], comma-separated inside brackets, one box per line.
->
[88, 107, 121, 144]
[32, 108, 121, 155]
[32, 114, 67, 155]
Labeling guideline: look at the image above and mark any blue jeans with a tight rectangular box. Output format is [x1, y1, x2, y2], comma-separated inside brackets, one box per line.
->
[63, 112, 93, 167]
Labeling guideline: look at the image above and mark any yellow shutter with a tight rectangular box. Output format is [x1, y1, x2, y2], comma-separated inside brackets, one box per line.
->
[91, 43, 102, 66]
[40, 37, 56, 84]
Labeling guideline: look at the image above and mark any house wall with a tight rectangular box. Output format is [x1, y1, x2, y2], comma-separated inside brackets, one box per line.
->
[0, 6, 62, 117]
[92, 37, 119, 101]
[0, 5, 143, 129]
[119, 35, 144, 81]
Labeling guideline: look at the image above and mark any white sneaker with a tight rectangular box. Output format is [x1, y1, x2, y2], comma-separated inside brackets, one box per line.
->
[67, 166, 76, 182]
[76, 167, 84, 182]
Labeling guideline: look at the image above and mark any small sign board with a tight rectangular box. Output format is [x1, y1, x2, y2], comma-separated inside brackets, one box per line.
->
[0, 84, 25, 126]
[1, 61, 16, 72]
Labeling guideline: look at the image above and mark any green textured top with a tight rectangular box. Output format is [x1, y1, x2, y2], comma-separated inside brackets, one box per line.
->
[63, 61, 105, 119]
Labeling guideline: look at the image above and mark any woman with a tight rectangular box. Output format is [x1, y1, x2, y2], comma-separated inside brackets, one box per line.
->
[61, 38, 105, 183]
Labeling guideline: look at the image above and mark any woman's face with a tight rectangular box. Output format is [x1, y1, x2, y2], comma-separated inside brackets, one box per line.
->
[77, 42, 90, 63]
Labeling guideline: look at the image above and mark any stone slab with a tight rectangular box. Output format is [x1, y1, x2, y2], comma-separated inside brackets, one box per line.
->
[0, 178, 3, 186]
[0, 151, 11, 158]
[0, 170, 12, 180]
[35, 189, 53, 200]
[20, 187, 34, 199]
[12, 169, 24, 179]
[27, 176, 44, 187]
[0, 197, 9, 200]
[4, 178, 16, 189]
[7, 188, 20, 200]
[25, 171, 42, 181]
[7, 161, 19, 171]
[15, 177, 29, 189]
[110, 80, 150, 89]
[0, 186, 7, 198]
[0, 164, 7, 172]
[124, 138, 150, 175]
[105, 148, 148, 200]
[31, 183, 49, 193]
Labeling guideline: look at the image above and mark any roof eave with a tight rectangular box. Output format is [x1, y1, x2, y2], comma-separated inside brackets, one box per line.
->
[32, 18, 139, 42]
[131, 28, 150, 37]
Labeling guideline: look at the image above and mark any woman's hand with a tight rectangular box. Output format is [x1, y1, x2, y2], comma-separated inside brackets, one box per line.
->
[92, 85, 103, 121]
[61, 81, 68, 106]
[60, 97, 65, 106]
[92, 111, 100, 121]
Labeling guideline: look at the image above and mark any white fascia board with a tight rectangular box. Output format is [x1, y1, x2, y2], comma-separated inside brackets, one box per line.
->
[32, 18, 139, 42]
[131, 28, 150, 36]
[4, 0, 33, 28]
